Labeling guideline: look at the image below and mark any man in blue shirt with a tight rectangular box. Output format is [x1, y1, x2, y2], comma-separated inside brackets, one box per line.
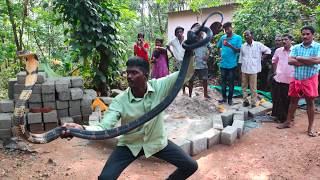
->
[217, 22, 242, 105]
[277, 26, 320, 137]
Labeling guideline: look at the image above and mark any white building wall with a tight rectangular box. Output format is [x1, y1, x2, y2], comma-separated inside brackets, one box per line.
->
[167, 5, 237, 42]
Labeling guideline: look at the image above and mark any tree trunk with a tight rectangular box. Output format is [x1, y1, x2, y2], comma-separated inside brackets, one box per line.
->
[140, 0, 146, 35]
[147, 1, 154, 40]
[19, 0, 28, 50]
[97, 49, 111, 96]
[6, 0, 21, 52]
[156, 3, 164, 34]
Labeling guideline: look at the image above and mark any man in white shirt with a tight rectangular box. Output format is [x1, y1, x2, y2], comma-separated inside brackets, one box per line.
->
[167, 26, 185, 71]
[239, 30, 271, 107]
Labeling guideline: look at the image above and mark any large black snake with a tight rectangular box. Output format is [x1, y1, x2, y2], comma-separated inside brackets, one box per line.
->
[13, 12, 223, 144]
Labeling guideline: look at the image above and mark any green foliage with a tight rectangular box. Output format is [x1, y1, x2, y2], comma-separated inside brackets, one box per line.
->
[52, 0, 125, 90]
[0, 63, 20, 100]
[233, 0, 304, 47]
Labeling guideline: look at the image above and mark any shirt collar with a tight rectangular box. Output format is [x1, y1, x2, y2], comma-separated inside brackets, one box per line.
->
[128, 82, 155, 102]
[300, 41, 316, 48]
[245, 40, 255, 46]
[282, 46, 292, 52]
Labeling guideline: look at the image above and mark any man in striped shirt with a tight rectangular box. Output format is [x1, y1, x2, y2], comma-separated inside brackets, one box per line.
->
[278, 26, 320, 137]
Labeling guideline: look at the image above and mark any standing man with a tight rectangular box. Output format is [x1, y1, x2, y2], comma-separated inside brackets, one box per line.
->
[61, 56, 198, 179]
[259, 35, 283, 90]
[239, 30, 271, 107]
[188, 23, 211, 99]
[168, 26, 185, 71]
[167, 26, 188, 94]
[278, 26, 320, 137]
[217, 22, 242, 105]
[271, 34, 294, 123]
[134, 32, 150, 61]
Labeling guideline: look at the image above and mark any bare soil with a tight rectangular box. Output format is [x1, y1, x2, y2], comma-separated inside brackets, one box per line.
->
[1, 90, 320, 179]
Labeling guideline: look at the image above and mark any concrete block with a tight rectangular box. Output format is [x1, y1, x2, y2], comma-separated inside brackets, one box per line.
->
[36, 72, 47, 84]
[69, 106, 81, 116]
[260, 101, 273, 110]
[72, 115, 82, 124]
[43, 110, 58, 123]
[16, 71, 26, 84]
[239, 107, 249, 120]
[56, 101, 69, 109]
[0, 113, 12, 129]
[0, 129, 12, 139]
[233, 111, 245, 121]
[221, 126, 237, 145]
[41, 80, 55, 94]
[28, 102, 43, 109]
[70, 76, 84, 87]
[14, 94, 20, 101]
[57, 109, 69, 118]
[200, 129, 221, 148]
[69, 100, 81, 108]
[58, 90, 71, 101]
[60, 117, 74, 124]
[55, 79, 69, 92]
[94, 107, 102, 120]
[70, 88, 83, 100]
[32, 84, 42, 94]
[232, 120, 244, 138]
[84, 89, 97, 99]
[89, 113, 99, 121]
[13, 83, 25, 94]
[99, 97, 113, 105]
[82, 115, 90, 122]
[42, 93, 56, 102]
[8, 78, 17, 99]
[248, 106, 267, 117]
[169, 138, 191, 155]
[81, 97, 93, 107]
[187, 135, 208, 156]
[81, 105, 93, 115]
[221, 111, 234, 127]
[29, 123, 44, 133]
[212, 115, 224, 130]
[44, 122, 58, 131]
[43, 101, 56, 109]
[28, 93, 42, 103]
[27, 112, 42, 124]
[0, 100, 14, 113]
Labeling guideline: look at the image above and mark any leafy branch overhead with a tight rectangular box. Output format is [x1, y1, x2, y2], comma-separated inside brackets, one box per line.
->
[52, 0, 121, 56]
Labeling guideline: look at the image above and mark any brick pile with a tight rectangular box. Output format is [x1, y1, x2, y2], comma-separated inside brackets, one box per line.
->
[0, 71, 97, 139]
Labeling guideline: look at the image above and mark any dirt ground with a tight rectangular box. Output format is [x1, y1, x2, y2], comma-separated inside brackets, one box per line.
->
[1, 88, 320, 179]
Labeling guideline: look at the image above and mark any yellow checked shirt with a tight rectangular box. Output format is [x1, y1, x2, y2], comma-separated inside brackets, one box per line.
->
[85, 58, 194, 158]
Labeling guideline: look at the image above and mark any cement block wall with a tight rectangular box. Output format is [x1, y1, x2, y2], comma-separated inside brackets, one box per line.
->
[0, 72, 99, 139]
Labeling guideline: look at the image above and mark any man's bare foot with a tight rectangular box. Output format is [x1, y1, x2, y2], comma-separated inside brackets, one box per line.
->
[277, 121, 292, 129]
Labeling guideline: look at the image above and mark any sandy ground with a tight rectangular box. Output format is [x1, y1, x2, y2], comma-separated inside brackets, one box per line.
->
[1, 88, 320, 180]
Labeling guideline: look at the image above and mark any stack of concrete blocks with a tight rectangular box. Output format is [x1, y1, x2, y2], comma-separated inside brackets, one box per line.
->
[12, 71, 52, 133]
[6, 71, 97, 134]
[0, 100, 14, 139]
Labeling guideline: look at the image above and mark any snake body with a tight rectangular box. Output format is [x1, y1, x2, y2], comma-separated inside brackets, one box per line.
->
[13, 12, 223, 144]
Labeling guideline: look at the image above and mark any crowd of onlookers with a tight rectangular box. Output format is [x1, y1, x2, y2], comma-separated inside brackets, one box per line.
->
[133, 22, 320, 137]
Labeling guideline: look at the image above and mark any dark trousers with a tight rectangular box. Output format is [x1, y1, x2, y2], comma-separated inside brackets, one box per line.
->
[271, 80, 290, 122]
[98, 140, 198, 180]
[220, 67, 236, 100]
